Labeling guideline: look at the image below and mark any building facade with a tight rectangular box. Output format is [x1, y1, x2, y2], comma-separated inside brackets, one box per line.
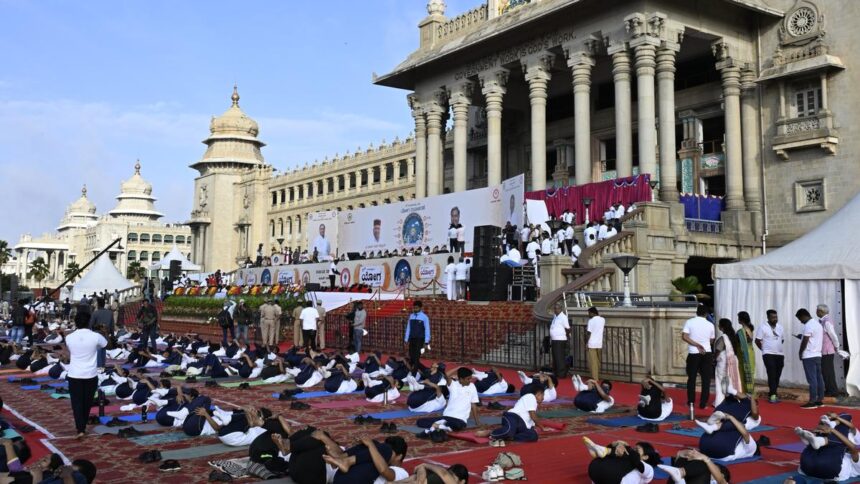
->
[13, 163, 192, 288]
[375, 0, 858, 249]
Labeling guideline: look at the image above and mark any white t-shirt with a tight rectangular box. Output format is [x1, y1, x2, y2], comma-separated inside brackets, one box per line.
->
[443, 380, 479, 422]
[299, 307, 319, 331]
[682, 317, 715, 354]
[456, 227, 465, 242]
[455, 262, 467, 280]
[597, 225, 609, 240]
[620, 463, 654, 484]
[802, 318, 824, 359]
[526, 241, 540, 261]
[507, 248, 521, 262]
[520, 227, 531, 242]
[754, 322, 785, 355]
[314, 236, 331, 260]
[540, 239, 552, 255]
[373, 466, 409, 484]
[587, 316, 606, 349]
[220, 426, 267, 447]
[447, 227, 458, 239]
[564, 226, 574, 240]
[329, 263, 338, 276]
[66, 329, 108, 379]
[510, 393, 538, 429]
[550, 313, 569, 341]
[445, 263, 456, 280]
[571, 244, 582, 260]
[721, 437, 758, 462]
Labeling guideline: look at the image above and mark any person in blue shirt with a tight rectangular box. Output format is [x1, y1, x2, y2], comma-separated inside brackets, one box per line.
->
[404, 301, 430, 368]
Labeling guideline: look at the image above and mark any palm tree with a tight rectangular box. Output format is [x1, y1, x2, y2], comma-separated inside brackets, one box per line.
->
[127, 261, 146, 282]
[27, 257, 51, 292]
[0, 240, 11, 302]
[64, 262, 81, 282]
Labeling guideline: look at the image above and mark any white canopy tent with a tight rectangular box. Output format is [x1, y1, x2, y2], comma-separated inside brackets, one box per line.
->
[714, 192, 860, 396]
[149, 245, 201, 273]
[70, 254, 134, 301]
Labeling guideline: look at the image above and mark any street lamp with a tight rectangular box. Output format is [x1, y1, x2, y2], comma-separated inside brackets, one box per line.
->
[649, 179, 659, 202]
[276, 237, 285, 251]
[612, 254, 640, 307]
[582, 197, 592, 224]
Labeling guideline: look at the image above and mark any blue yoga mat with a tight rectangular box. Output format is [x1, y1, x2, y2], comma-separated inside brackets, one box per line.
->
[479, 392, 519, 398]
[771, 442, 805, 453]
[655, 455, 762, 481]
[742, 472, 860, 484]
[20, 385, 42, 391]
[714, 455, 761, 465]
[586, 413, 685, 427]
[8, 376, 53, 383]
[99, 412, 158, 424]
[666, 425, 776, 438]
[48, 382, 68, 389]
[354, 409, 433, 420]
[271, 390, 364, 400]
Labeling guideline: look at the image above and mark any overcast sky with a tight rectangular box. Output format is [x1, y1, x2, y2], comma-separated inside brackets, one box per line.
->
[0, 0, 476, 244]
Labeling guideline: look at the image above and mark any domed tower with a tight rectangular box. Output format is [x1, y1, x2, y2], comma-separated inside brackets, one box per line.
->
[108, 161, 164, 220]
[189, 85, 268, 272]
[57, 185, 99, 232]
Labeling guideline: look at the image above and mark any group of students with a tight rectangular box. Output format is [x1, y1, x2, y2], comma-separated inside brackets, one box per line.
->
[442, 256, 471, 301]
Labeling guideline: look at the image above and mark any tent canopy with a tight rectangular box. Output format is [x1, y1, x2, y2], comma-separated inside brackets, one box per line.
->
[149, 245, 201, 272]
[71, 254, 134, 301]
[715, 192, 860, 280]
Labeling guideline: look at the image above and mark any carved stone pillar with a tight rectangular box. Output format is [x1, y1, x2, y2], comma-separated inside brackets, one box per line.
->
[714, 42, 745, 211]
[480, 69, 509, 187]
[425, 90, 447, 197]
[449, 82, 472, 193]
[632, 39, 658, 180]
[408, 94, 427, 199]
[609, 45, 634, 178]
[657, 42, 680, 201]
[565, 47, 594, 186]
[523, 52, 554, 192]
[740, 69, 762, 215]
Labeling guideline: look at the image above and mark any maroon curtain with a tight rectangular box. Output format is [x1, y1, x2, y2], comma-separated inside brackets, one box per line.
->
[525, 174, 653, 225]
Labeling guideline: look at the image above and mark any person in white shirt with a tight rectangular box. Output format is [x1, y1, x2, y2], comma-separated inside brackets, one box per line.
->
[584, 439, 660, 484]
[570, 239, 582, 265]
[817, 304, 843, 398]
[627, 203, 637, 213]
[572, 375, 615, 413]
[605, 224, 618, 239]
[637, 377, 674, 423]
[550, 303, 570, 377]
[313, 224, 331, 262]
[754, 309, 785, 403]
[520, 225, 531, 253]
[455, 257, 467, 301]
[681, 305, 716, 409]
[540, 234, 552, 256]
[563, 223, 574, 255]
[554, 228, 566, 254]
[525, 238, 540, 265]
[597, 221, 609, 241]
[797, 308, 825, 408]
[616, 202, 625, 215]
[415, 367, 480, 434]
[584, 223, 598, 247]
[317, 433, 410, 484]
[299, 302, 320, 353]
[447, 225, 458, 253]
[586, 307, 606, 381]
[328, 260, 340, 289]
[444, 256, 457, 301]
[604, 207, 614, 221]
[477, 388, 548, 445]
[66, 313, 108, 438]
[506, 247, 521, 264]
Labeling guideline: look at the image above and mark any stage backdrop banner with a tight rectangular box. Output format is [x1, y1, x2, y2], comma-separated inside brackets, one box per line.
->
[307, 210, 338, 260]
[337, 174, 524, 255]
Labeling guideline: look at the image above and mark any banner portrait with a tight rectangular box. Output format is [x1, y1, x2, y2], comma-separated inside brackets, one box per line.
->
[307, 210, 338, 261]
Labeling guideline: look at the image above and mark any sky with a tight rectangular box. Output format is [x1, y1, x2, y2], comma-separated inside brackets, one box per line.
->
[0, 0, 476, 244]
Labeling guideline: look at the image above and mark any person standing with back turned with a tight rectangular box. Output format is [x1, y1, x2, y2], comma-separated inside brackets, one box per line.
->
[66, 311, 107, 439]
[586, 307, 605, 381]
[405, 301, 430, 368]
[549, 303, 570, 378]
[681, 305, 715, 411]
[796, 308, 825, 409]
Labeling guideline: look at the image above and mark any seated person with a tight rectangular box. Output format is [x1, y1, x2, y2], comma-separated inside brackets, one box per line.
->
[695, 393, 761, 434]
[476, 387, 548, 444]
[473, 368, 513, 396]
[406, 363, 449, 413]
[255, 358, 293, 384]
[214, 406, 272, 447]
[637, 377, 674, 422]
[287, 358, 327, 388]
[155, 386, 197, 427]
[415, 368, 479, 434]
[247, 416, 293, 477]
[362, 374, 401, 403]
[314, 432, 409, 484]
[572, 375, 614, 413]
[517, 371, 558, 403]
[795, 414, 860, 481]
[658, 449, 731, 484]
[583, 438, 661, 484]
[695, 397, 759, 462]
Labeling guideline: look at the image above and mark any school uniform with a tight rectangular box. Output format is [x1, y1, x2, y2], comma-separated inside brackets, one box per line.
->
[490, 393, 539, 442]
[573, 389, 614, 413]
[637, 384, 673, 422]
[588, 445, 654, 484]
[416, 380, 478, 431]
[473, 370, 508, 395]
[362, 374, 400, 403]
[801, 443, 860, 481]
[218, 412, 267, 447]
[323, 371, 359, 394]
[331, 441, 405, 484]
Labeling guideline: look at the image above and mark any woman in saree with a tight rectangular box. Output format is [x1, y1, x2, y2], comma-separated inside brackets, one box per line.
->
[736, 311, 756, 395]
[714, 318, 743, 407]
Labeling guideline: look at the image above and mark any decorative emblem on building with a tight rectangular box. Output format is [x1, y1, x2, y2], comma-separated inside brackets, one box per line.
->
[787, 7, 817, 37]
[198, 184, 208, 209]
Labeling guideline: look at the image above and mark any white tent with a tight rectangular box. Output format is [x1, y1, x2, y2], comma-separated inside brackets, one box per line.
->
[714, 192, 860, 396]
[149, 245, 201, 272]
[71, 254, 134, 301]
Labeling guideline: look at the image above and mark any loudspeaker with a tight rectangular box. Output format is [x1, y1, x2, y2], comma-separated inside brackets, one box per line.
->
[169, 260, 182, 280]
[305, 283, 322, 292]
[472, 225, 501, 268]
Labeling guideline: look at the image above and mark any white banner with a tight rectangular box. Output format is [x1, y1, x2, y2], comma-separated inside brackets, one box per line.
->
[337, 175, 524, 255]
[307, 210, 338, 261]
[358, 265, 384, 287]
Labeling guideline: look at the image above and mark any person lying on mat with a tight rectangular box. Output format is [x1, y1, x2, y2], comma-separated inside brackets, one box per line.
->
[695, 395, 759, 461]
[225, 352, 265, 379]
[476, 387, 550, 445]
[473, 367, 514, 396]
[517, 371, 558, 403]
[317, 432, 409, 484]
[324, 363, 364, 394]
[637, 376, 674, 422]
[186, 352, 230, 378]
[9, 454, 97, 484]
[658, 449, 731, 484]
[415, 367, 480, 435]
[572, 375, 614, 413]
[216, 406, 272, 447]
[245, 416, 293, 478]
[821, 413, 860, 445]
[406, 363, 449, 413]
[31, 351, 60, 375]
[794, 414, 860, 481]
[362, 374, 402, 403]
[395, 463, 469, 484]
[156, 386, 198, 427]
[405, 361, 447, 390]
[286, 357, 328, 388]
[253, 358, 294, 384]
[695, 393, 761, 435]
[14, 347, 34, 370]
[47, 358, 69, 380]
[131, 377, 174, 407]
[582, 437, 661, 484]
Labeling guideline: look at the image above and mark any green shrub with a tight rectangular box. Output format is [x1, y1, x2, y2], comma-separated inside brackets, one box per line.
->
[163, 294, 306, 319]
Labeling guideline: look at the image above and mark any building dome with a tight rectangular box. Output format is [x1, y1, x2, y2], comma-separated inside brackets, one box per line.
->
[192, 85, 266, 170]
[108, 161, 164, 220]
[208, 85, 260, 139]
[57, 185, 98, 232]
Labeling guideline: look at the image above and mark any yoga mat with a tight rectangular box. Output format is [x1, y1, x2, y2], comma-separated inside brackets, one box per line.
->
[129, 431, 195, 446]
[271, 390, 363, 400]
[172, 375, 244, 382]
[714, 455, 761, 465]
[314, 399, 375, 410]
[355, 409, 432, 420]
[92, 423, 163, 435]
[666, 425, 776, 438]
[99, 412, 157, 425]
[586, 412, 683, 427]
[539, 407, 626, 419]
[500, 398, 573, 407]
[48, 382, 68, 389]
[7, 376, 52, 383]
[398, 416, 503, 436]
[771, 442, 805, 454]
[50, 393, 70, 399]
[20, 385, 42, 391]
[160, 443, 247, 460]
[742, 473, 860, 484]
[449, 431, 489, 444]
[220, 379, 273, 388]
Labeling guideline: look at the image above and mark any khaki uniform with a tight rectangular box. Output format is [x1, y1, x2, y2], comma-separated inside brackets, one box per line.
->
[292, 305, 304, 347]
[316, 305, 327, 349]
[259, 302, 282, 346]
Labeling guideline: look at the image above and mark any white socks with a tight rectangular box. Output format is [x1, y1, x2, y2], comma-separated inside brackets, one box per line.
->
[795, 427, 826, 450]
[657, 465, 684, 483]
[572, 375, 588, 392]
[638, 395, 651, 407]
[517, 371, 532, 385]
[695, 420, 719, 435]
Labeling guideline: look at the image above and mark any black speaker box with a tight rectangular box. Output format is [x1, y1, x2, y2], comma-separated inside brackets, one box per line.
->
[169, 260, 182, 280]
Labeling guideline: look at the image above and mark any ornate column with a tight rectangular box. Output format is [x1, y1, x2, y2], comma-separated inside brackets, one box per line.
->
[480, 68, 509, 187]
[523, 52, 555, 191]
[407, 157, 415, 183]
[424, 90, 447, 197]
[408, 94, 427, 199]
[626, 13, 659, 180]
[609, 44, 633, 178]
[564, 44, 594, 186]
[449, 82, 473, 193]
[740, 69, 762, 215]
[714, 42, 745, 211]
[656, 39, 681, 201]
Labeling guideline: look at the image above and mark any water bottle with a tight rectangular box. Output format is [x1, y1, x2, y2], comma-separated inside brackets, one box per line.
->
[141, 405, 148, 423]
[98, 390, 105, 418]
[689, 403, 695, 421]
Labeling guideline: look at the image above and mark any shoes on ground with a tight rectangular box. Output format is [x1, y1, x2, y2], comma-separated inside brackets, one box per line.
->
[105, 417, 126, 427]
[380, 422, 397, 434]
[205, 380, 220, 388]
[117, 426, 143, 438]
[238, 382, 250, 390]
[635, 423, 659, 433]
[159, 459, 181, 472]
[482, 464, 504, 482]
[138, 450, 162, 463]
[487, 401, 505, 411]
[208, 470, 234, 482]
[430, 429, 448, 443]
[290, 401, 311, 410]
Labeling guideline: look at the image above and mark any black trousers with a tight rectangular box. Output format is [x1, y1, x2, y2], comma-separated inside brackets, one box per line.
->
[762, 354, 785, 397]
[408, 338, 424, 367]
[69, 376, 98, 433]
[565, 240, 573, 255]
[329, 275, 336, 289]
[302, 330, 317, 352]
[449, 238, 458, 253]
[685, 353, 713, 407]
[551, 340, 568, 377]
[823, 353, 839, 396]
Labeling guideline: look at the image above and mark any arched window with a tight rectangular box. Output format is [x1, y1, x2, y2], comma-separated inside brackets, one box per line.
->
[140, 234, 150, 243]
[297, 216, 302, 234]
[176, 235, 185, 244]
[164, 235, 173, 244]
[270, 220, 275, 237]
[127, 250, 137, 261]
[278, 218, 284, 236]
[152, 234, 162, 243]
[186, 236, 192, 245]
[139, 251, 149, 261]
[152, 251, 161, 261]
[127, 233, 138, 242]
[287, 218, 292, 234]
